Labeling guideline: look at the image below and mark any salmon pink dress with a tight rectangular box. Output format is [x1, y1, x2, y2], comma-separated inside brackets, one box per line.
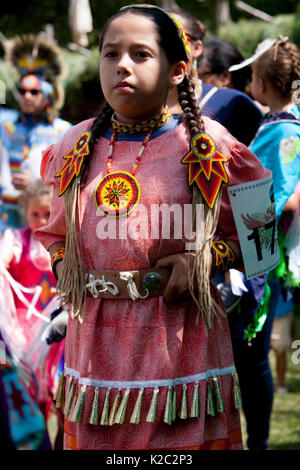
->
[36, 116, 268, 450]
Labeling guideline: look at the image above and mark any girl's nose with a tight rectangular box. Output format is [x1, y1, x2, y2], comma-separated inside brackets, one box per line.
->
[117, 53, 132, 73]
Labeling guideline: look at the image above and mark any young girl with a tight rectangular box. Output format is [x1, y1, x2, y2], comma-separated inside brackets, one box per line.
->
[35, 5, 269, 450]
[226, 36, 300, 448]
[248, 37, 300, 393]
[0, 179, 65, 444]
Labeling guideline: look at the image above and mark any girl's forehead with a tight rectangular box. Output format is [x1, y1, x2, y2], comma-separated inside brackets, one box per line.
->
[104, 12, 158, 41]
[27, 194, 51, 207]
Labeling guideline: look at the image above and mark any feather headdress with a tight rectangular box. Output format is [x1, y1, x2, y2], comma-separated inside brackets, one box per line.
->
[5, 34, 66, 111]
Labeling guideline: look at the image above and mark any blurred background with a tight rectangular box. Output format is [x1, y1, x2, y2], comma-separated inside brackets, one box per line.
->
[1, 0, 300, 124]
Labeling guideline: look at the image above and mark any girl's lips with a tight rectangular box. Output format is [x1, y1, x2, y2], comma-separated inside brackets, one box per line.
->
[115, 82, 134, 92]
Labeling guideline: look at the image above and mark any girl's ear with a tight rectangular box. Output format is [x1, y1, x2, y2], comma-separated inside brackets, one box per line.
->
[259, 76, 265, 93]
[219, 70, 232, 88]
[169, 61, 187, 87]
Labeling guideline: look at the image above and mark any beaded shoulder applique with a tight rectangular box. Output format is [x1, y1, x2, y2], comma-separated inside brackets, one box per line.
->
[181, 133, 228, 209]
[56, 131, 91, 196]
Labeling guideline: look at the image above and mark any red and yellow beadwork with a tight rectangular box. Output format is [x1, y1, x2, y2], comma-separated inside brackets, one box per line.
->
[211, 240, 235, 275]
[95, 171, 140, 217]
[56, 131, 91, 196]
[181, 133, 228, 209]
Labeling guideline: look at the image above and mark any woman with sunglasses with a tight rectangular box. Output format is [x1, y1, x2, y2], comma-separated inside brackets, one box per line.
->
[0, 35, 71, 232]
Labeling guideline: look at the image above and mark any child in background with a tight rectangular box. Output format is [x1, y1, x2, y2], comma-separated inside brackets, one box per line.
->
[35, 5, 269, 450]
[227, 36, 300, 448]
[0, 179, 65, 446]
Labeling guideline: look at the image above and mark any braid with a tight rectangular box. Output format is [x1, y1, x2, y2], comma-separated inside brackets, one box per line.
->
[281, 41, 300, 105]
[57, 102, 113, 322]
[178, 74, 204, 135]
[178, 73, 224, 328]
[81, 102, 113, 184]
[256, 39, 300, 103]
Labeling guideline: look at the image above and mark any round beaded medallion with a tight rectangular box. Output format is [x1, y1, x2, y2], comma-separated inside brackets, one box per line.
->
[95, 171, 140, 217]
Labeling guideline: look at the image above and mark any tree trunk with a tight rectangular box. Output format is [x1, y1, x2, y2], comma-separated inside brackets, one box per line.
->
[216, 0, 231, 30]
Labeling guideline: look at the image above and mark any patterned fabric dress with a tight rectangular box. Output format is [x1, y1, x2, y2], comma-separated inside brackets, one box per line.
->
[36, 116, 268, 450]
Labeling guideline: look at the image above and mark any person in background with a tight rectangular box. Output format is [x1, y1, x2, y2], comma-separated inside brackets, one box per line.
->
[227, 36, 300, 449]
[0, 34, 71, 232]
[197, 38, 252, 92]
[0, 179, 66, 448]
[166, 8, 262, 147]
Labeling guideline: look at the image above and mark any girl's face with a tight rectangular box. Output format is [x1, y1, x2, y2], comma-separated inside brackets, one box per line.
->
[26, 195, 51, 232]
[100, 13, 180, 124]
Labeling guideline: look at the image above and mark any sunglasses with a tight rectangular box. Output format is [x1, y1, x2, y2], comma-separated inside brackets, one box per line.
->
[19, 88, 41, 96]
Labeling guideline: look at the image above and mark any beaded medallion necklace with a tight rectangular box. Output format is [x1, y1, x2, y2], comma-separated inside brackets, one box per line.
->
[94, 107, 171, 217]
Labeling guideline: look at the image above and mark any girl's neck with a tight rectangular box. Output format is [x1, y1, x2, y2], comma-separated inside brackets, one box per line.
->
[113, 107, 168, 126]
[267, 96, 293, 114]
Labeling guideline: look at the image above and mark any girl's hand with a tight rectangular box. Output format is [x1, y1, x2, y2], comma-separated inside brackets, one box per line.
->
[153, 252, 195, 303]
[12, 170, 31, 190]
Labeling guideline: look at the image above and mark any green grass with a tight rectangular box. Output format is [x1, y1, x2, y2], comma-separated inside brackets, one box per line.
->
[241, 309, 300, 450]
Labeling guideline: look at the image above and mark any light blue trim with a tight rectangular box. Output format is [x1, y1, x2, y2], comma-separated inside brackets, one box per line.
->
[64, 365, 235, 390]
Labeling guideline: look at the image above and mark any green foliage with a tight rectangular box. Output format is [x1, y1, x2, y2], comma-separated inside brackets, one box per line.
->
[218, 12, 300, 58]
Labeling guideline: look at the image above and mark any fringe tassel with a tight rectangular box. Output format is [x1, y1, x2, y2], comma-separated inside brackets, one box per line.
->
[114, 389, 130, 424]
[130, 388, 144, 424]
[163, 387, 173, 425]
[146, 388, 159, 423]
[213, 377, 224, 413]
[53, 373, 66, 409]
[172, 387, 177, 422]
[179, 384, 188, 419]
[69, 385, 86, 423]
[100, 389, 111, 426]
[190, 383, 200, 418]
[88, 388, 99, 425]
[232, 374, 242, 409]
[64, 378, 76, 417]
[108, 390, 121, 426]
[206, 381, 215, 416]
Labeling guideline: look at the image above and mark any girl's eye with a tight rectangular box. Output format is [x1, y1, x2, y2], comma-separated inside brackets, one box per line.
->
[105, 51, 117, 58]
[136, 51, 150, 58]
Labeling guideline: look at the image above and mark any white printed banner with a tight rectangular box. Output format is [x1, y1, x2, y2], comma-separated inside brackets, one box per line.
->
[228, 174, 280, 279]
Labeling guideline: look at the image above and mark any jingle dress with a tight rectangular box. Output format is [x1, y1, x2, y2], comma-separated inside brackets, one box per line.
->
[36, 115, 268, 450]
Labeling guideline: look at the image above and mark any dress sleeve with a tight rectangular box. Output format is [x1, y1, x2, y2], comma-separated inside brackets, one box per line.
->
[34, 144, 66, 250]
[0, 229, 22, 268]
[35, 118, 95, 251]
